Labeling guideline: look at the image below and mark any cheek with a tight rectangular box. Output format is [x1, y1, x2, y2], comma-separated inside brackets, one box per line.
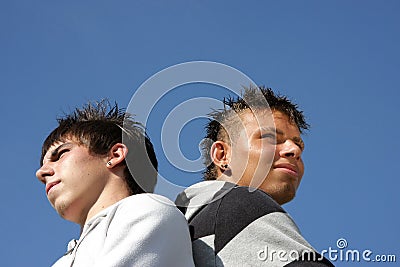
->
[246, 144, 275, 171]
[256, 146, 275, 172]
[259, 143, 276, 162]
[64, 157, 100, 180]
[298, 159, 305, 176]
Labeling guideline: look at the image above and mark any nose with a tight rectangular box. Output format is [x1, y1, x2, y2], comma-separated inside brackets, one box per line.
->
[36, 164, 55, 184]
[279, 140, 302, 160]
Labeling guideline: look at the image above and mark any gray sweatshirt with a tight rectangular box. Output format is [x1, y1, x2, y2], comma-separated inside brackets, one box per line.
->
[176, 181, 334, 267]
[52, 193, 195, 267]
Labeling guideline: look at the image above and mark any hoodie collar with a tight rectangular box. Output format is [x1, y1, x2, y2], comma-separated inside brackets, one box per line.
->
[175, 180, 236, 220]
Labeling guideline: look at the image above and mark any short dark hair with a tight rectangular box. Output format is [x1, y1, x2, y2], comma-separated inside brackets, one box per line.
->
[202, 86, 309, 180]
[40, 100, 158, 194]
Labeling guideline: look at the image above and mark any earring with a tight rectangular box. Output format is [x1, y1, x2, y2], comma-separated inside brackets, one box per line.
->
[107, 161, 112, 166]
[221, 164, 229, 169]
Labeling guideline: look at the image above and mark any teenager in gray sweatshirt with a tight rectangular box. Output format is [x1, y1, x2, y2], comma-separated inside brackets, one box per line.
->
[176, 86, 334, 266]
[36, 100, 194, 267]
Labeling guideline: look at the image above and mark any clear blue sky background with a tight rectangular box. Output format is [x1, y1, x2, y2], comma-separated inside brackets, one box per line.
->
[1, 1, 399, 266]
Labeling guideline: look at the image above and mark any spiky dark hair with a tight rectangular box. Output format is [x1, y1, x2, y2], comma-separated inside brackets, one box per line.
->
[40, 100, 158, 194]
[202, 86, 309, 180]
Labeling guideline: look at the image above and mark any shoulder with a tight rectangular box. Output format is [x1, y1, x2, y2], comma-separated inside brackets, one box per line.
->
[189, 186, 287, 243]
[218, 186, 285, 216]
[212, 187, 287, 249]
[214, 187, 286, 235]
[82, 194, 194, 267]
[117, 193, 183, 219]
[120, 193, 175, 208]
[104, 193, 189, 240]
[190, 186, 286, 229]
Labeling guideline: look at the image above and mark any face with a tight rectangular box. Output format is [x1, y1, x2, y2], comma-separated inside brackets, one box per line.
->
[227, 109, 305, 205]
[36, 139, 110, 224]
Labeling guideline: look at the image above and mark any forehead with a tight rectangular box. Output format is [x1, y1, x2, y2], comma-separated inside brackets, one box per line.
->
[238, 109, 274, 129]
[272, 110, 300, 133]
[239, 109, 300, 134]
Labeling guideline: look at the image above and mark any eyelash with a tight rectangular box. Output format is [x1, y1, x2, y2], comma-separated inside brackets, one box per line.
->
[261, 133, 276, 139]
[52, 149, 69, 161]
[261, 135, 304, 150]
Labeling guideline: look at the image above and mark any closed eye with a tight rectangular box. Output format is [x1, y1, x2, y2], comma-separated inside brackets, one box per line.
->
[51, 149, 69, 161]
[292, 138, 305, 151]
[260, 132, 277, 145]
[297, 142, 305, 151]
[49, 143, 73, 161]
[261, 133, 275, 139]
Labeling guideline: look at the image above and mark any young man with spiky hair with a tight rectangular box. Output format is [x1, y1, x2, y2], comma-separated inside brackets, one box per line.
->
[36, 100, 194, 267]
[176, 87, 334, 266]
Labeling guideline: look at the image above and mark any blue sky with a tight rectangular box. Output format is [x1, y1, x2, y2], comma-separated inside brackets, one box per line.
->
[1, 1, 399, 266]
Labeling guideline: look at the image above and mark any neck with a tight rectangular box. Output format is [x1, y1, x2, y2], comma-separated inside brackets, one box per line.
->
[79, 178, 130, 228]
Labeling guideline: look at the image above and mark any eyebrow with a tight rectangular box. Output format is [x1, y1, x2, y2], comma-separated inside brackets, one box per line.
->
[259, 127, 304, 143]
[50, 142, 73, 158]
[259, 126, 276, 132]
[275, 129, 305, 147]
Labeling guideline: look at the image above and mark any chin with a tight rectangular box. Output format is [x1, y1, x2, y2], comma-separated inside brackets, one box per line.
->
[261, 184, 297, 205]
[277, 194, 295, 205]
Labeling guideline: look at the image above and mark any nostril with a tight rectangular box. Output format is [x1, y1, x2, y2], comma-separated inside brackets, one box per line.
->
[36, 166, 54, 184]
[36, 170, 46, 184]
[284, 152, 295, 157]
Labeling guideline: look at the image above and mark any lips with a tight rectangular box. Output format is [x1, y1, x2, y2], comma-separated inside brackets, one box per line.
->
[46, 181, 60, 195]
[273, 163, 299, 177]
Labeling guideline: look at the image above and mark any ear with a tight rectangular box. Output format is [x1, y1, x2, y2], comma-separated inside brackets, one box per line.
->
[106, 143, 128, 168]
[210, 140, 231, 171]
